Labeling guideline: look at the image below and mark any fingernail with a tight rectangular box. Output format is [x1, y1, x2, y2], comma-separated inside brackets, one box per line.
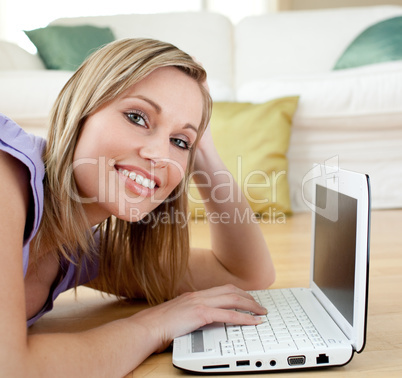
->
[254, 316, 267, 324]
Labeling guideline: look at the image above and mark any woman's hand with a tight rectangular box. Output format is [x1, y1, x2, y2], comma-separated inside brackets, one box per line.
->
[131, 284, 267, 353]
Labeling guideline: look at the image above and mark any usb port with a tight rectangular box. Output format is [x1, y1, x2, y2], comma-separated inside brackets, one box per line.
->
[236, 360, 250, 367]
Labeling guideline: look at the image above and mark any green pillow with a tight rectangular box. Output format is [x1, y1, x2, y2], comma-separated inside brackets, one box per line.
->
[25, 25, 115, 71]
[188, 96, 299, 218]
[334, 16, 402, 70]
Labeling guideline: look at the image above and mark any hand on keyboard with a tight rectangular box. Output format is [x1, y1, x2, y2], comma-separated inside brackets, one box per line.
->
[130, 284, 268, 353]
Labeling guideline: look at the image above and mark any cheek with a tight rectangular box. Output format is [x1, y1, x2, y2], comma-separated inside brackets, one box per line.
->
[168, 154, 189, 184]
[168, 167, 184, 189]
[72, 159, 100, 198]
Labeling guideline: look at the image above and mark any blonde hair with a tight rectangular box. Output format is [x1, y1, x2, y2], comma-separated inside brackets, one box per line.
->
[34, 38, 212, 304]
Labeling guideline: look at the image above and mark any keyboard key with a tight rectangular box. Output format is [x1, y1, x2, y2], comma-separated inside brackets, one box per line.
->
[295, 339, 313, 349]
[234, 347, 247, 355]
[245, 339, 264, 353]
[244, 332, 259, 340]
[265, 341, 295, 350]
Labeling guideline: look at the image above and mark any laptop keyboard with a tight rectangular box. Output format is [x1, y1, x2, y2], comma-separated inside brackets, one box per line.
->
[221, 289, 327, 356]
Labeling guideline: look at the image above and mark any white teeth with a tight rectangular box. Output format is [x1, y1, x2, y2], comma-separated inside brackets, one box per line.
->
[119, 168, 156, 189]
[135, 175, 143, 185]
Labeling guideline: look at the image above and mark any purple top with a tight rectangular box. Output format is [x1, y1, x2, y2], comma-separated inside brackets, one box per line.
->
[0, 114, 99, 327]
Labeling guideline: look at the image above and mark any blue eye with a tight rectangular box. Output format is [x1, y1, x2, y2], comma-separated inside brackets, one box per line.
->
[171, 137, 191, 150]
[126, 112, 147, 127]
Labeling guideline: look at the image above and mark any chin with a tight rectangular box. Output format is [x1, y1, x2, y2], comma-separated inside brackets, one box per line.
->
[112, 203, 159, 224]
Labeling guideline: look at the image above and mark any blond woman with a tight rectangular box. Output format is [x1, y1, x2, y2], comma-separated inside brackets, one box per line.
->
[0, 38, 275, 376]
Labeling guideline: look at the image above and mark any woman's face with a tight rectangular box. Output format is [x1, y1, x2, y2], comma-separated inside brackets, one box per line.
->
[72, 66, 204, 225]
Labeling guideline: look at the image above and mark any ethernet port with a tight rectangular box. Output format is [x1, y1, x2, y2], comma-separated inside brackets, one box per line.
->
[316, 354, 329, 364]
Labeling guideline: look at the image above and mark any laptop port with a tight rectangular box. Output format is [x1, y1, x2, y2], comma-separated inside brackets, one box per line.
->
[203, 364, 230, 370]
[236, 360, 250, 367]
[287, 355, 306, 366]
[316, 353, 329, 364]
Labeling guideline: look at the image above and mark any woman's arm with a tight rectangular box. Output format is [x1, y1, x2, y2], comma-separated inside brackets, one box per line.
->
[0, 151, 267, 377]
[183, 124, 276, 292]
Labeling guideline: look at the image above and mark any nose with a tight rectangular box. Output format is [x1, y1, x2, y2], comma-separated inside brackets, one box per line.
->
[139, 133, 170, 168]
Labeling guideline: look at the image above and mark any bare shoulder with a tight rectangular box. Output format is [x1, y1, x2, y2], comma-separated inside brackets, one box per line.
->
[0, 149, 30, 214]
[0, 148, 30, 275]
[0, 151, 32, 361]
[0, 149, 31, 265]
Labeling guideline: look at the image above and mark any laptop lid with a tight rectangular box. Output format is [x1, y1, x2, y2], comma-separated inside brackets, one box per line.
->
[305, 164, 371, 353]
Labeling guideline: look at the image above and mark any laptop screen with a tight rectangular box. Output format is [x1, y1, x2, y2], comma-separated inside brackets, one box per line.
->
[313, 184, 357, 326]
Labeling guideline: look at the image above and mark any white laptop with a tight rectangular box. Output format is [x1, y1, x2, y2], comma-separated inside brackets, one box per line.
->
[173, 164, 371, 373]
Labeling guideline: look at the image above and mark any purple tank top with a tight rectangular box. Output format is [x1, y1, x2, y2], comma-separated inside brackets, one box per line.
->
[0, 114, 99, 326]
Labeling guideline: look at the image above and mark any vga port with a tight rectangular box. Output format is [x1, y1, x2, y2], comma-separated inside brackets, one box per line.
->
[287, 355, 306, 366]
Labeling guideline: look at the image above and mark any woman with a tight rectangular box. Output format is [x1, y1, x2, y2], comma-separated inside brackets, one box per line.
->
[0, 38, 275, 376]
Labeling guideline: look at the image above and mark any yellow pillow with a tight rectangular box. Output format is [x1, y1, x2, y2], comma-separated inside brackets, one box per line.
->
[188, 96, 299, 218]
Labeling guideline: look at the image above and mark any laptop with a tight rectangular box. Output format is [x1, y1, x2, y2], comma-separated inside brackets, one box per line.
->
[173, 164, 371, 373]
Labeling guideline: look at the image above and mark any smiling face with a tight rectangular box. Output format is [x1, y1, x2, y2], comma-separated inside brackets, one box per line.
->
[72, 66, 204, 225]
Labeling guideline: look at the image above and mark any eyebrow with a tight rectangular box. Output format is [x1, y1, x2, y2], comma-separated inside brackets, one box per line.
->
[126, 94, 199, 134]
[183, 123, 198, 135]
[134, 95, 162, 114]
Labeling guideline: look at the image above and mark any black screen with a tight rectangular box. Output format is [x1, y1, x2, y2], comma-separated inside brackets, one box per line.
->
[313, 184, 357, 325]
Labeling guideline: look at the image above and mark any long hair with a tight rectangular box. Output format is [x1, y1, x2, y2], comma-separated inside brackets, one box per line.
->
[33, 38, 212, 304]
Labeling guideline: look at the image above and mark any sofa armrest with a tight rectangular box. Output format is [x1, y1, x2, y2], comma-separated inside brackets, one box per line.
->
[0, 40, 45, 70]
[0, 70, 73, 134]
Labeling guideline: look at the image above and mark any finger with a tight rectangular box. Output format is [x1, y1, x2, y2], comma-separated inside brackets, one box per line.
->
[179, 286, 267, 315]
[203, 293, 267, 315]
[199, 285, 266, 312]
[202, 307, 264, 326]
[197, 284, 256, 302]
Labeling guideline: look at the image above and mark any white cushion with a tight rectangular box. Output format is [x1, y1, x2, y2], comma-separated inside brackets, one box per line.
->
[235, 5, 402, 86]
[0, 70, 73, 133]
[237, 61, 402, 211]
[51, 12, 234, 95]
[0, 41, 44, 70]
[237, 61, 402, 127]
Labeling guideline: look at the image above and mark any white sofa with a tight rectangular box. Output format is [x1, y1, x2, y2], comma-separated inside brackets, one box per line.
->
[1, 5, 402, 212]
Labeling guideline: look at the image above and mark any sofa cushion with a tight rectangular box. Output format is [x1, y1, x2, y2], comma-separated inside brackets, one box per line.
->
[334, 16, 402, 70]
[51, 13, 234, 95]
[237, 61, 402, 211]
[235, 6, 402, 85]
[24, 25, 115, 70]
[0, 41, 45, 70]
[188, 96, 299, 218]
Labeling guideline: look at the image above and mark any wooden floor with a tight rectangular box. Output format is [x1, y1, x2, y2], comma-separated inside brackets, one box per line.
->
[29, 210, 402, 377]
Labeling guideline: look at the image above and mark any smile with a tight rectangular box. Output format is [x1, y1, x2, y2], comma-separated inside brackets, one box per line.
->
[119, 168, 157, 189]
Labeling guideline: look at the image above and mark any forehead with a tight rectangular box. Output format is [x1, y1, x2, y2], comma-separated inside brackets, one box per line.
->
[122, 66, 205, 126]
